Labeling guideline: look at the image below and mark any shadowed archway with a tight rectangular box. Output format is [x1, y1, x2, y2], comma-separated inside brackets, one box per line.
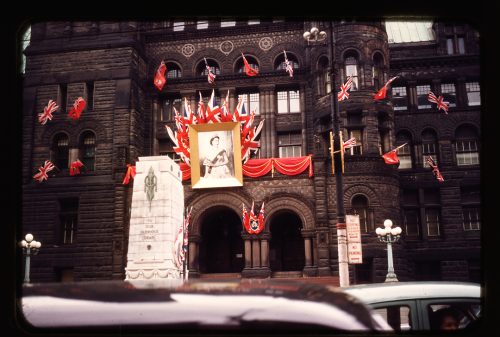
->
[269, 211, 305, 272]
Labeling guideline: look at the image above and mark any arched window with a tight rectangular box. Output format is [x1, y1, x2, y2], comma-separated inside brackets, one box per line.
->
[274, 52, 299, 71]
[166, 62, 182, 79]
[52, 133, 69, 170]
[235, 55, 259, 74]
[455, 125, 479, 166]
[197, 59, 221, 77]
[372, 52, 384, 90]
[344, 51, 359, 90]
[317, 56, 331, 95]
[422, 129, 438, 168]
[351, 195, 370, 233]
[396, 131, 413, 169]
[79, 131, 96, 172]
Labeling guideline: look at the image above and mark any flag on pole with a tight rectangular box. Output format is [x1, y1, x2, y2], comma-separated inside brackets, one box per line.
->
[68, 97, 86, 120]
[338, 76, 353, 101]
[69, 159, 84, 176]
[33, 160, 56, 182]
[38, 100, 59, 125]
[426, 156, 444, 182]
[428, 91, 449, 114]
[381, 143, 407, 165]
[283, 50, 294, 77]
[342, 137, 357, 151]
[204, 58, 216, 84]
[373, 76, 398, 101]
[242, 53, 259, 76]
[154, 60, 167, 91]
[122, 164, 136, 185]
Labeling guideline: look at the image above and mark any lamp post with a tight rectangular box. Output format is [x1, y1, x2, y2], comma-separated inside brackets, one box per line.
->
[375, 219, 402, 282]
[19, 233, 41, 284]
[304, 22, 349, 287]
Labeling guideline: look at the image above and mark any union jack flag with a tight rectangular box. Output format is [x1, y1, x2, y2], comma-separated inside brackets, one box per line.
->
[204, 58, 216, 84]
[283, 50, 293, 77]
[38, 100, 59, 125]
[426, 156, 444, 182]
[342, 137, 357, 150]
[338, 76, 353, 101]
[428, 91, 449, 114]
[33, 160, 56, 182]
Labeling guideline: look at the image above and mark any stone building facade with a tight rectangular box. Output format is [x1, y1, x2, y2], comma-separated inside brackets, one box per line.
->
[21, 20, 481, 284]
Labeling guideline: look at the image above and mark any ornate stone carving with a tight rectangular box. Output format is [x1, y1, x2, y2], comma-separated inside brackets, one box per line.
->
[219, 40, 234, 55]
[259, 37, 273, 51]
[181, 44, 195, 58]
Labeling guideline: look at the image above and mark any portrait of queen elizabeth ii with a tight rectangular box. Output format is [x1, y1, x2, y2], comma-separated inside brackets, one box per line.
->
[199, 131, 234, 180]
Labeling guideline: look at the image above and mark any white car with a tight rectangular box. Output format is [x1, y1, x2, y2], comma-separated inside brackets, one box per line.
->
[343, 281, 481, 331]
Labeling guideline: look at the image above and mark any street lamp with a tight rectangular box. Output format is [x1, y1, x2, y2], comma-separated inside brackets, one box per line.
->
[304, 22, 349, 287]
[19, 233, 41, 284]
[375, 219, 402, 282]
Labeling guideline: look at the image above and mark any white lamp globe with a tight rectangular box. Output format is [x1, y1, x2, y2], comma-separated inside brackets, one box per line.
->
[383, 219, 393, 228]
[25, 233, 34, 242]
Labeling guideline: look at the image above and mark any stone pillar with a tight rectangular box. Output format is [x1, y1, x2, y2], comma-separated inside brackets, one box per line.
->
[260, 239, 269, 268]
[304, 238, 312, 267]
[252, 240, 261, 268]
[244, 239, 252, 268]
[302, 229, 317, 276]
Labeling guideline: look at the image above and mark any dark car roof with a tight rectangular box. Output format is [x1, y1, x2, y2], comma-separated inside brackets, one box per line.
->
[343, 281, 481, 304]
[20, 278, 391, 332]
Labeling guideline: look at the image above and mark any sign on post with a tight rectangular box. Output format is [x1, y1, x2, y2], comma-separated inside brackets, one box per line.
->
[346, 214, 363, 264]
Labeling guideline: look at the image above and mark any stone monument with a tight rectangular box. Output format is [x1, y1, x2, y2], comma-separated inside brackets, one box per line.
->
[125, 156, 184, 280]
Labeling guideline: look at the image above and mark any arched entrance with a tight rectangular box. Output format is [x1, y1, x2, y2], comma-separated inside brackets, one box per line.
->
[269, 211, 305, 271]
[198, 206, 244, 273]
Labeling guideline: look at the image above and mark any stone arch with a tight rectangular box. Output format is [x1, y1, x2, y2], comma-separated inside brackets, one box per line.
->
[191, 48, 224, 75]
[395, 128, 416, 143]
[437, 115, 479, 140]
[418, 126, 440, 143]
[149, 52, 188, 78]
[340, 46, 364, 63]
[187, 191, 251, 236]
[371, 50, 386, 66]
[452, 122, 480, 141]
[344, 184, 381, 208]
[73, 119, 109, 143]
[268, 43, 305, 68]
[264, 194, 315, 231]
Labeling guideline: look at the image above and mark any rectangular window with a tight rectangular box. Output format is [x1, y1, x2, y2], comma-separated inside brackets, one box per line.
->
[277, 90, 301, 114]
[278, 132, 302, 158]
[161, 98, 182, 121]
[197, 21, 208, 29]
[417, 85, 431, 109]
[404, 209, 420, 238]
[221, 20, 236, 27]
[466, 82, 481, 106]
[462, 207, 481, 231]
[345, 65, 359, 91]
[425, 208, 440, 237]
[391, 86, 408, 111]
[59, 198, 78, 244]
[398, 144, 412, 169]
[238, 93, 260, 115]
[82, 136, 96, 171]
[248, 20, 260, 25]
[59, 84, 67, 113]
[374, 305, 412, 332]
[348, 129, 363, 155]
[455, 141, 479, 165]
[422, 144, 437, 168]
[85, 82, 94, 111]
[440, 83, 457, 107]
[446, 38, 454, 55]
[457, 36, 466, 54]
[173, 21, 185, 31]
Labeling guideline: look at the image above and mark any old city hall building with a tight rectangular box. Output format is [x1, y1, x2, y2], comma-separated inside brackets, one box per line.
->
[20, 20, 481, 284]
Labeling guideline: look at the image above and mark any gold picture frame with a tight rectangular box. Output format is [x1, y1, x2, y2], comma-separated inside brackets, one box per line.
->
[189, 122, 243, 189]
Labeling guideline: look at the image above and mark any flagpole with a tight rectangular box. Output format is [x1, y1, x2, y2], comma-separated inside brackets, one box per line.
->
[327, 21, 349, 287]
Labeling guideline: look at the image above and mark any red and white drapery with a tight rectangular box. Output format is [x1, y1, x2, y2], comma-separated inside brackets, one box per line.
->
[179, 155, 313, 181]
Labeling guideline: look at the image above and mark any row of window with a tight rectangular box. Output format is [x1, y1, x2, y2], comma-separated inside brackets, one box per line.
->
[396, 124, 480, 169]
[162, 53, 299, 80]
[391, 81, 480, 111]
[50, 131, 96, 173]
[161, 19, 282, 32]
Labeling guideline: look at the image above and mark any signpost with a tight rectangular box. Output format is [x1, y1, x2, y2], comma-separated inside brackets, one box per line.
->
[346, 214, 363, 264]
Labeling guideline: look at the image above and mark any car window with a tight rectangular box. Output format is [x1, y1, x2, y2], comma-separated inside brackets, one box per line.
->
[373, 305, 412, 331]
[427, 301, 481, 331]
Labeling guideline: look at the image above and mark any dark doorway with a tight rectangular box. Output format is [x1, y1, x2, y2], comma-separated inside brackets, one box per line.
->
[199, 207, 244, 273]
[269, 211, 305, 271]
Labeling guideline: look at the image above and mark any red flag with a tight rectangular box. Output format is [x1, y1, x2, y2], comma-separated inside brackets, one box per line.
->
[373, 76, 398, 101]
[68, 97, 86, 120]
[33, 160, 56, 182]
[154, 61, 167, 91]
[122, 164, 136, 185]
[69, 159, 84, 176]
[242, 53, 259, 76]
[38, 100, 59, 125]
[428, 91, 449, 114]
[382, 143, 407, 165]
